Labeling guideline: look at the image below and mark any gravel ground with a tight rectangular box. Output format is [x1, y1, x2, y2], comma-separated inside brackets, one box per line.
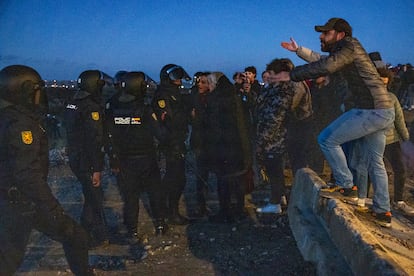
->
[16, 142, 316, 275]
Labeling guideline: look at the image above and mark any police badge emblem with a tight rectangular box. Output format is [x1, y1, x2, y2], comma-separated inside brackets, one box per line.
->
[21, 131, 33, 144]
[91, 112, 100, 121]
[158, 100, 166, 108]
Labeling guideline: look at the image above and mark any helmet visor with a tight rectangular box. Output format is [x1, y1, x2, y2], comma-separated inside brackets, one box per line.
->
[166, 66, 191, 81]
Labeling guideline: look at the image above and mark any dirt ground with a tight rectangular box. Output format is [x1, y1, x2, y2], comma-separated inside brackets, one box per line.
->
[16, 144, 316, 275]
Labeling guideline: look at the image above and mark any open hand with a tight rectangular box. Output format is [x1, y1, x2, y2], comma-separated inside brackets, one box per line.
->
[281, 37, 298, 52]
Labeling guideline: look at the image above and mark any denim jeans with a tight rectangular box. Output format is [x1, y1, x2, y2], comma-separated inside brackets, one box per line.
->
[318, 108, 395, 213]
[351, 140, 407, 203]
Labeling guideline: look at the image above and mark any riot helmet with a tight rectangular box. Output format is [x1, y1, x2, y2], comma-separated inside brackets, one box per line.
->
[159, 64, 191, 84]
[0, 64, 44, 109]
[77, 70, 105, 99]
[121, 71, 147, 99]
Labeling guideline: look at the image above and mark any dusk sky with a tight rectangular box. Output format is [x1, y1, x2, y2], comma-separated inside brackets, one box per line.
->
[1, 0, 413, 81]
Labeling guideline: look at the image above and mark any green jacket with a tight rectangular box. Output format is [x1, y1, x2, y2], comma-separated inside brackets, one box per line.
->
[385, 93, 409, 145]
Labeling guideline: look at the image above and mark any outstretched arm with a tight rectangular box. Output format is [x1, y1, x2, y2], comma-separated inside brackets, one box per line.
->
[281, 37, 322, 63]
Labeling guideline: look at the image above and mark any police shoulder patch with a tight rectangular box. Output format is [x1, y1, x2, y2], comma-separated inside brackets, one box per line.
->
[91, 111, 100, 121]
[158, 100, 166, 108]
[21, 131, 33, 145]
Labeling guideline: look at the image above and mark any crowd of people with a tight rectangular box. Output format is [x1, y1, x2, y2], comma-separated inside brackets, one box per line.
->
[1, 17, 414, 275]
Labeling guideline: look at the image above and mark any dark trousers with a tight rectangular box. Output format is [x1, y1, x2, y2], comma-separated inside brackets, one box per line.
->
[263, 153, 286, 204]
[384, 141, 406, 201]
[118, 155, 164, 231]
[0, 202, 89, 276]
[69, 157, 107, 241]
[195, 150, 210, 209]
[287, 118, 313, 173]
[216, 174, 245, 216]
[163, 152, 186, 216]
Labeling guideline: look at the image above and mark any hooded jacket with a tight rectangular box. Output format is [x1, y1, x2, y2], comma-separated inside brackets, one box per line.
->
[291, 37, 392, 110]
[204, 74, 251, 176]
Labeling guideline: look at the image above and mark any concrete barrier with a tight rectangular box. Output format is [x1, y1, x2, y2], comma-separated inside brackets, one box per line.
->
[288, 168, 408, 275]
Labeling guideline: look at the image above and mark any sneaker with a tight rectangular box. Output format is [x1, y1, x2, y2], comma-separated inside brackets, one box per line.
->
[355, 198, 369, 212]
[256, 203, 282, 214]
[372, 211, 392, 228]
[338, 185, 358, 201]
[393, 201, 414, 215]
[357, 198, 366, 207]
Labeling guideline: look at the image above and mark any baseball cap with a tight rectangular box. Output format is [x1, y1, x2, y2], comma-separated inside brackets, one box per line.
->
[315, 18, 352, 36]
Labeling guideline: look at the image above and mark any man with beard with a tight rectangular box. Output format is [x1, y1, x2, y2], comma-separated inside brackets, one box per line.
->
[281, 18, 395, 227]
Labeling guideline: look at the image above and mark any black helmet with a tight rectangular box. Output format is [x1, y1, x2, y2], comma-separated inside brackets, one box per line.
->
[0, 64, 44, 109]
[160, 64, 191, 84]
[77, 70, 105, 97]
[121, 71, 147, 99]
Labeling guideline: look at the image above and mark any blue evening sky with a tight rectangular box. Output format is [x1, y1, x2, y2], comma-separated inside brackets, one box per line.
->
[1, 0, 413, 81]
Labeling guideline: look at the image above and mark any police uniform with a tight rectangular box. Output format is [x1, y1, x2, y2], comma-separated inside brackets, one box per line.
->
[106, 93, 167, 235]
[64, 89, 108, 245]
[0, 100, 90, 275]
[153, 82, 192, 223]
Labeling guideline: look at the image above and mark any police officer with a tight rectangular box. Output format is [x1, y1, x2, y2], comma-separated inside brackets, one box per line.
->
[105, 71, 168, 239]
[0, 65, 91, 275]
[152, 64, 192, 225]
[64, 70, 109, 247]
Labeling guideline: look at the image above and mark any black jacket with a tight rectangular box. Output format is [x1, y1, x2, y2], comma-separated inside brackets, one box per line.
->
[152, 83, 192, 153]
[203, 76, 251, 176]
[64, 90, 104, 172]
[0, 100, 59, 212]
[292, 37, 392, 109]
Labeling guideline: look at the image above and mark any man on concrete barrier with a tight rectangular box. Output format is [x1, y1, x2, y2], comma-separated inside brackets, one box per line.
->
[281, 18, 395, 227]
